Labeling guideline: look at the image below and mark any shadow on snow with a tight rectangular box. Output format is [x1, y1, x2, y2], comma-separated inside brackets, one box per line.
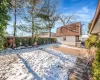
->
[17, 54, 41, 80]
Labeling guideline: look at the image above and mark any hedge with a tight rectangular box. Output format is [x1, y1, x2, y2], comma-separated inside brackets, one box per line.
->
[92, 47, 100, 80]
[85, 35, 99, 49]
[85, 35, 100, 80]
[5, 37, 56, 48]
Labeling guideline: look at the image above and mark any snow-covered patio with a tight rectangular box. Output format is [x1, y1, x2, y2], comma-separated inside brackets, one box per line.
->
[0, 44, 77, 80]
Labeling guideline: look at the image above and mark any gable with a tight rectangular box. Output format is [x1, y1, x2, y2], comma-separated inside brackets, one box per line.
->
[56, 22, 81, 37]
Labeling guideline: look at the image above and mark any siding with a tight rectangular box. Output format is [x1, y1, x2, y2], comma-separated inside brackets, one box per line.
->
[57, 36, 76, 46]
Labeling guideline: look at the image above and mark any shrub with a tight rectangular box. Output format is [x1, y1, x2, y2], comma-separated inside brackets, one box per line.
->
[28, 38, 33, 46]
[5, 37, 56, 48]
[15, 37, 34, 47]
[15, 38, 21, 47]
[0, 0, 11, 51]
[0, 38, 4, 50]
[85, 35, 99, 49]
[37, 38, 56, 45]
[85, 35, 100, 80]
[92, 47, 100, 80]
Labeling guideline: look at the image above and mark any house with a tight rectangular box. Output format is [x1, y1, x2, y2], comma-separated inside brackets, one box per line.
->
[39, 32, 56, 38]
[89, 0, 100, 36]
[56, 22, 82, 46]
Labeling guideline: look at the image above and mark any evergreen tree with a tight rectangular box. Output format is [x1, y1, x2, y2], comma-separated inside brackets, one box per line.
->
[38, 0, 58, 37]
[0, 0, 11, 50]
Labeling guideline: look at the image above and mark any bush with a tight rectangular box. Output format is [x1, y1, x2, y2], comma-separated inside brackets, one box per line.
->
[37, 38, 56, 45]
[92, 47, 100, 80]
[0, 38, 4, 51]
[85, 35, 100, 80]
[85, 35, 99, 49]
[15, 37, 34, 47]
[5, 37, 56, 48]
[28, 38, 33, 46]
[0, 0, 11, 51]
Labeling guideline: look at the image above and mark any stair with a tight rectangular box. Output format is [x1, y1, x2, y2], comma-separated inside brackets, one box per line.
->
[69, 57, 91, 80]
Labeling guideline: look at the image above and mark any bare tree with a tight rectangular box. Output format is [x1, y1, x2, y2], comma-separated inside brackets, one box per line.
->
[58, 14, 76, 26]
[11, 0, 17, 47]
[38, 0, 59, 37]
[80, 21, 88, 35]
[16, 0, 59, 38]
[11, 0, 25, 47]
[17, 0, 45, 39]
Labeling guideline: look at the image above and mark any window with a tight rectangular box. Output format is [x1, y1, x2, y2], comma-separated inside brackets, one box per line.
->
[63, 37, 66, 41]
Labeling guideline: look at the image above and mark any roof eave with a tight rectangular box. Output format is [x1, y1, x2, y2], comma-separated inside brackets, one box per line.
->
[89, 0, 100, 34]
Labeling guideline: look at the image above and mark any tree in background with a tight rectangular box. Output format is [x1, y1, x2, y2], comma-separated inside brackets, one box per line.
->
[38, 0, 59, 37]
[17, 0, 43, 39]
[11, 0, 26, 47]
[17, 0, 50, 40]
[0, 0, 11, 50]
[88, 21, 92, 33]
[58, 14, 76, 26]
[21, 0, 40, 38]
[14, 0, 59, 38]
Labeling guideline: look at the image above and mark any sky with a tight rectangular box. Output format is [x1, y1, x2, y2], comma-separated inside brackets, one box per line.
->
[6, 0, 98, 36]
[52, 0, 98, 35]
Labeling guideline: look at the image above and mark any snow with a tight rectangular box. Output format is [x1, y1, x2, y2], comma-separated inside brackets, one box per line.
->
[0, 44, 77, 80]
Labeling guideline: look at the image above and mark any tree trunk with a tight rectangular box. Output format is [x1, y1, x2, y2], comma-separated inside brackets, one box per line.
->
[49, 28, 51, 38]
[14, 0, 16, 37]
[32, 1, 36, 39]
[13, 0, 16, 48]
[32, 14, 34, 38]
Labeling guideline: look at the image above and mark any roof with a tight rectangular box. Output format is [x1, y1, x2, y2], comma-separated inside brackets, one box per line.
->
[56, 22, 81, 37]
[89, 0, 100, 33]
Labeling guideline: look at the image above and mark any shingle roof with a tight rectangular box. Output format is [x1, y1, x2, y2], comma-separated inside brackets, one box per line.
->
[56, 22, 81, 37]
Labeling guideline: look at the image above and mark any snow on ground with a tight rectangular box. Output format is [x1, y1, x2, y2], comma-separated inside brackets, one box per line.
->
[0, 44, 77, 80]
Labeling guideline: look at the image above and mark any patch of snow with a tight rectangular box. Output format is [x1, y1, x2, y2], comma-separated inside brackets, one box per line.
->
[6, 48, 13, 50]
[16, 46, 26, 49]
[19, 50, 76, 80]
[0, 44, 77, 80]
